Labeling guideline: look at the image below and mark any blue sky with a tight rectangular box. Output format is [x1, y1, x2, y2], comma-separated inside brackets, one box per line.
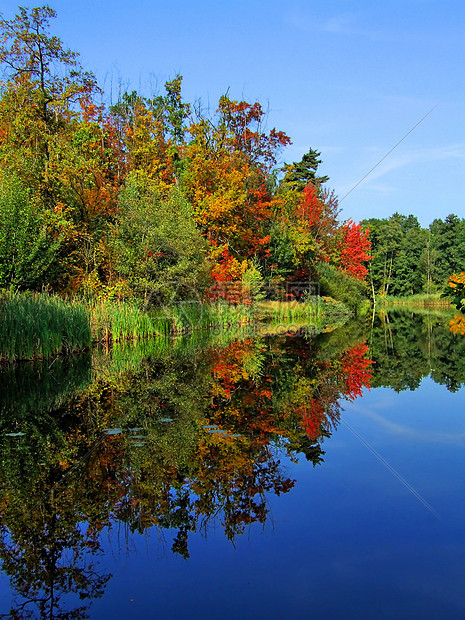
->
[1, 0, 464, 226]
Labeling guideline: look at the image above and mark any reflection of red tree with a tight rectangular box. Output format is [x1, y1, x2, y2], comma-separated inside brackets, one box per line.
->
[290, 343, 372, 441]
[298, 399, 326, 441]
[211, 340, 252, 398]
[340, 342, 373, 399]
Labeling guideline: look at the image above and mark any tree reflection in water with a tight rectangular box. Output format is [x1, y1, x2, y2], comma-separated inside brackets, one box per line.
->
[0, 325, 376, 616]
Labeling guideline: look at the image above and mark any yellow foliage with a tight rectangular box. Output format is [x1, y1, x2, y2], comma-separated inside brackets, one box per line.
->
[448, 272, 465, 287]
[449, 314, 465, 336]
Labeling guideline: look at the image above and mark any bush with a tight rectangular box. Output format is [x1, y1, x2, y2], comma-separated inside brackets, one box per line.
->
[316, 262, 367, 313]
[110, 173, 210, 305]
[0, 176, 63, 289]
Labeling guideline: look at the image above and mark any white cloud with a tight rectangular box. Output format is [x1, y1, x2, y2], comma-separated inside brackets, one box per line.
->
[349, 402, 465, 446]
[285, 8, 387, 41]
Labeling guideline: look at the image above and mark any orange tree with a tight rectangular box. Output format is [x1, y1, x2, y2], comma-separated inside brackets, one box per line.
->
[448, 273, 465, 336]
[181, 96, 290, 284]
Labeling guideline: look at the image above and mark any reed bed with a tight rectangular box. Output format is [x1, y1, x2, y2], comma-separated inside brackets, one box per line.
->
[1, 290, 333, 363]
[0, 291, 91, 362]
[149, 301, 252, 336]
[89, 299, 159, 343]
[255, 299, 321, 323]
[90, 299, 252, 343]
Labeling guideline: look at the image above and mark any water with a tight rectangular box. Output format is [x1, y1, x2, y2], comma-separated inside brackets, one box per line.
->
[0, 310, 464, 618]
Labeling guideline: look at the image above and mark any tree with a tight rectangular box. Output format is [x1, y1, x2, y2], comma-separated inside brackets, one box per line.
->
[338, 220, 373, 280]
[0, 5, 97, 182]
[108, 75, 190, 190]
[267, 184, 340, 283]
[430, 215, 465, 286]
[0, 6, 96, 124]
[0, 175, 63, 289]
[110, 173, 210, 303]
[181, 95, 290, 278]
[280, 148, 329, 192]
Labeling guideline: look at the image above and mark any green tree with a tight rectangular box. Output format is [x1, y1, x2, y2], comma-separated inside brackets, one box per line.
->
[110, 173, 210, 303]
[0, 176, 63, 289]
[280, 148, 329, 192]
[430, 214, 465, 287]
[0, 5, 98, 199]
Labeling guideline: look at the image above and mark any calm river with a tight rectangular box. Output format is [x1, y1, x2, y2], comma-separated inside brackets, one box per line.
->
[0, 310, 464, 618]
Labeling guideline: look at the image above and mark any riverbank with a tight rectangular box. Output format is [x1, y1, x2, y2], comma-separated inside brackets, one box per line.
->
[0, 291, 351, 362]
[377, 293, 451, 308]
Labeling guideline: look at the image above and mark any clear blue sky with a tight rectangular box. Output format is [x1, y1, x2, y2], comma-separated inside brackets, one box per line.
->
[1, 0, 464, 226]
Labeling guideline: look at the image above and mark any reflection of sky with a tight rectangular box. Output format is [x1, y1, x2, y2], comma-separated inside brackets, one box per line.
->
[85, 379, 465, 619]
[349, 380, 465, 445]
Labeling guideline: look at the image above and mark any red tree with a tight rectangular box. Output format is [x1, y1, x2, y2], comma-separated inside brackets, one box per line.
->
[338, 221, 373, 280]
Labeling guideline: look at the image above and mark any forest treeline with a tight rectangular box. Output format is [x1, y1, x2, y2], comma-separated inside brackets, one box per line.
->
[0, 6, 371, 311]
[362, 213, 465, 297]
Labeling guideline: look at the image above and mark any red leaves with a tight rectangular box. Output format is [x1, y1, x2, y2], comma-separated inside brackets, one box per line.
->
[298, 399, 326, 441]
[338, 221, 373, 280]
[340, 343, 373, 399]
[295, 184, 324, 229]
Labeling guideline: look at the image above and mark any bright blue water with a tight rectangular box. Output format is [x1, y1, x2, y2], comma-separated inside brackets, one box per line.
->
[1, 317, 465, 620]
[85, 379, 465, 619]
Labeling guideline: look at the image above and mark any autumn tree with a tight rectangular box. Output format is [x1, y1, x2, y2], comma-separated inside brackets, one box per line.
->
[267, 184, 340, 283]
[0, 5, 98, 198]
[337, 220, 372, 280]
[182, 95, 290, 281]
[108, 75, 190, 191]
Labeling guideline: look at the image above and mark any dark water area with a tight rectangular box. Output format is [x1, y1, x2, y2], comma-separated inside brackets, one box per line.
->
[0, 310, 464, 619]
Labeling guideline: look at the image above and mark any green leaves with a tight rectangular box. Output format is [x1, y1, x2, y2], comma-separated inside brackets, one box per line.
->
[110, 174, 209, 303]
[0, 176, 63, 289]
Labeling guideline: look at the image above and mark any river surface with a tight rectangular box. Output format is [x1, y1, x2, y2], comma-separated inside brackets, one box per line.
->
[0, 310, 464, 619]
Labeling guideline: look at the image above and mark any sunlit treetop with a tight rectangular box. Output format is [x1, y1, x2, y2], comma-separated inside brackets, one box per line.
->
[0, 5, 98, 116]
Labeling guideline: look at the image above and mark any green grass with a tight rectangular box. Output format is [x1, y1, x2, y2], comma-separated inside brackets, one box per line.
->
[0, 291, 91, 362]
[89, 299, 253, 342]
[1, 291, 346, 362]
[89, 299, 159, 342]
[0, 292, 254, 361]
[255, 299, 319, 321]
[148, 301, 252, 336]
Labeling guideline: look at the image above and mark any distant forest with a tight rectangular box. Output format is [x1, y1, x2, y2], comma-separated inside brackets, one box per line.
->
[362, 213, 465, 296]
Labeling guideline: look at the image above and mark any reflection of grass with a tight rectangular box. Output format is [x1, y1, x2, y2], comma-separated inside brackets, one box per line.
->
[92, 325, 251, 378]
[379, 293, 451, 308]
[378, 305, 454, 321]
[0, 353, 92, 418]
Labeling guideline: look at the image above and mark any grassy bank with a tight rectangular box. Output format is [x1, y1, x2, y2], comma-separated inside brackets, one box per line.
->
[0, 291, 91, 362]
[0, 292, 254, 362]
[377, 293, 451, 308]
[0, 291, 350, 362]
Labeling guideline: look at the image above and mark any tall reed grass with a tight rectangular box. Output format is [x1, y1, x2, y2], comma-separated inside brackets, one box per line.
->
[1, 290, 335, 363]
[89, 299, 252, 343]
[149, 301, 252, 336]
[90, 299, 158, 342]
[0, 291, 254, 361]
[0, 291, 91, 362]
